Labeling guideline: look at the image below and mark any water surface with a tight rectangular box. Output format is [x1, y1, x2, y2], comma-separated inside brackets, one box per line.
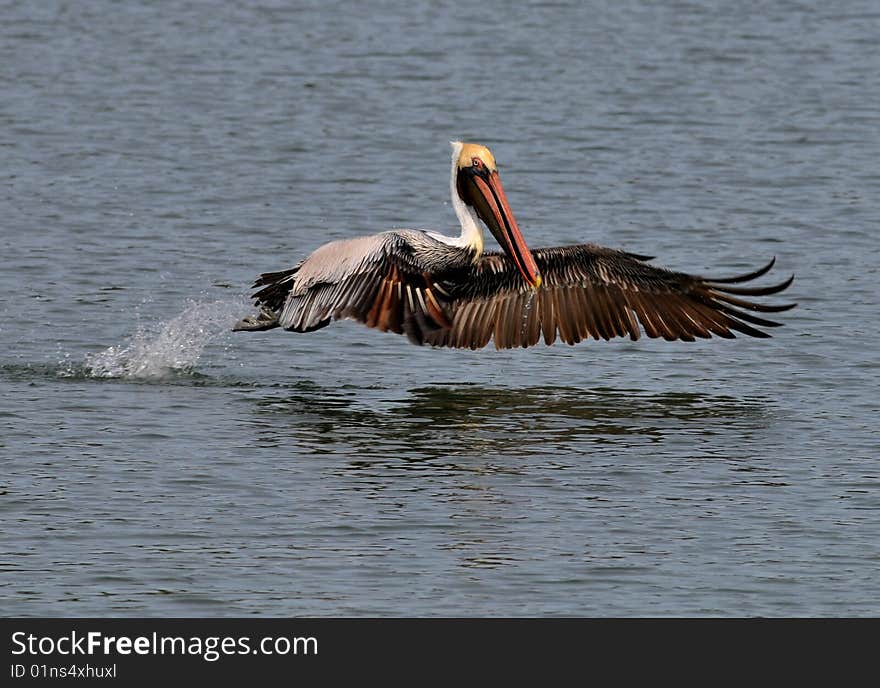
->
[1, 0, 878, 616]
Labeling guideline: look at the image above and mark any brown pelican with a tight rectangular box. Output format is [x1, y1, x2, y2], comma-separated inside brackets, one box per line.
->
[234, 142, 795, 349]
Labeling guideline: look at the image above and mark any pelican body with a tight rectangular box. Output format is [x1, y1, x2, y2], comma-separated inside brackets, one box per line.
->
[234, 142, 794, 349]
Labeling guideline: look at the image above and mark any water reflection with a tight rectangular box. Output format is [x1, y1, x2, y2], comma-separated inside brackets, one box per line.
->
[245, 381, 771, 572]
[248, 380, 768, 467]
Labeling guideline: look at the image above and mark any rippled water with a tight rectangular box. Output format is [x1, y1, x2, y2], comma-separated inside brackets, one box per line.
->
[2, 1, 878, 616]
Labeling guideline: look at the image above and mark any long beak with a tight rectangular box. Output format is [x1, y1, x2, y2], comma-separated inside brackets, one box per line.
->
[470, 171, 542, 289]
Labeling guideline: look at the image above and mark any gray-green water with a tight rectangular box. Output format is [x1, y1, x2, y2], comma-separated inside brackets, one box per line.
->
[2, 0, 878, 616]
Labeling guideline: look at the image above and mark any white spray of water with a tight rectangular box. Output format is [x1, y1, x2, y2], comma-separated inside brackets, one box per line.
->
[84, 298, 248, 379]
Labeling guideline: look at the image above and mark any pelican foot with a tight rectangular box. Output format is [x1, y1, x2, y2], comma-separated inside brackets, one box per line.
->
[233, 308, 279, 332]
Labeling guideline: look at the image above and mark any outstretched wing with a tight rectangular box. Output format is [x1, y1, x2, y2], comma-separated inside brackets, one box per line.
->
[424, 244, 796, 349]
[244, 231, 461, 344]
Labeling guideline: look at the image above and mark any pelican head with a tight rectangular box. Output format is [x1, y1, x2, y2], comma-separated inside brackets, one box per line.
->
[452, 142, 542, 289]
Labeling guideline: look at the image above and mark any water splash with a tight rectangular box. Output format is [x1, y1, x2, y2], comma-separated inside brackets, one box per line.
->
[83, 298, 247, 379]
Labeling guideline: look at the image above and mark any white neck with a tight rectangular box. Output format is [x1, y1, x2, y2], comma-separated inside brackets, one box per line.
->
[447, 141, 484, 254]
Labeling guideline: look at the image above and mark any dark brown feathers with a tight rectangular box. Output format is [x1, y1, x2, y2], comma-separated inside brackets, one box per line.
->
[424, 246, 795, 349]
[243, 240, 795, 350]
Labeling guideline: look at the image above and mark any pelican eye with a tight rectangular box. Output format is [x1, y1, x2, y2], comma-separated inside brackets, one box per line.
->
[471, 157, 484, 170]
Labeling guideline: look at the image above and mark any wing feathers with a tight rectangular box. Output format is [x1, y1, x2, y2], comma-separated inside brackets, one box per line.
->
[265, 234, 458, 343]
[248, 237, 794, 349]
[432, 246, 794, 349]
[706, 257, 777, 284]
[705, 274, 794, 297]
[540, 289, 556, 345]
